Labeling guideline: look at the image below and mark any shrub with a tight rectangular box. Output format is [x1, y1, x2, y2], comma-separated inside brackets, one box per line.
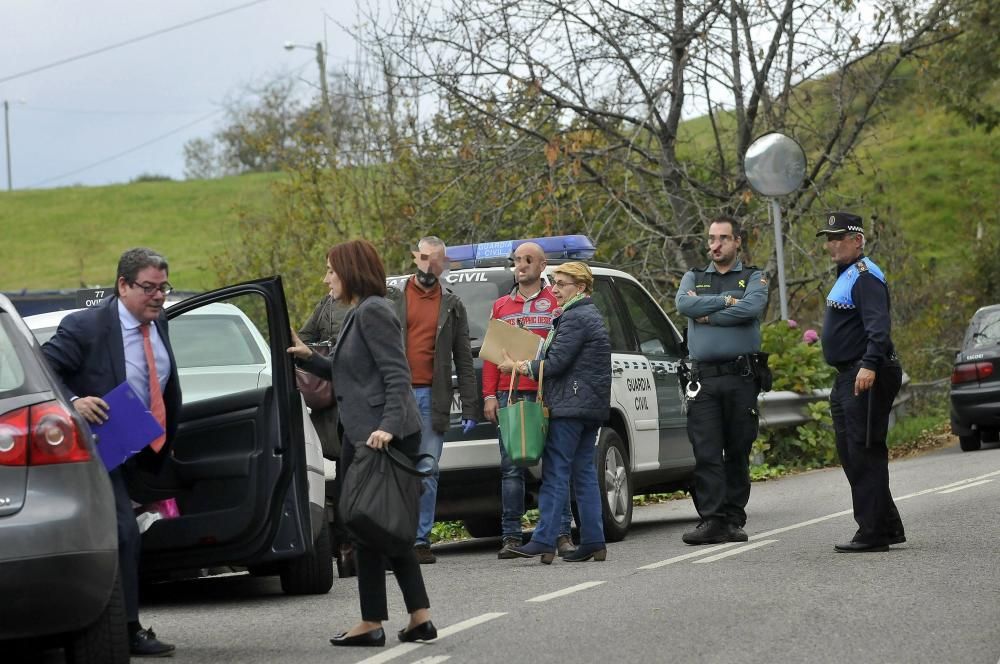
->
[753, 320, 837, 472]
[761, 319, 834, 393]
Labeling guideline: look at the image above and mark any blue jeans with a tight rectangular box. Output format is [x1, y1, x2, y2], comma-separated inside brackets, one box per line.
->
[497, 391, 573, 539]
[413, 387, 445, 546]
[531, 418, 604, 548]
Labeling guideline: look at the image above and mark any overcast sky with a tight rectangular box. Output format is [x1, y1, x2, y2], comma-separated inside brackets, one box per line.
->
[0, 0, 369, 190]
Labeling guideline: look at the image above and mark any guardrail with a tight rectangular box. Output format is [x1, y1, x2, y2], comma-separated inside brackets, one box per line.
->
[758, 373, 912, 430]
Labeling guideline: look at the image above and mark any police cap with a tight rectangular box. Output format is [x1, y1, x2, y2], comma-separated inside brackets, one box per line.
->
[816, 211, 864, 237]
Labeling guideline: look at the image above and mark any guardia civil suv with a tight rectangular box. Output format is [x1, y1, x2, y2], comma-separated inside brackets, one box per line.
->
[389, 235, 695, 542]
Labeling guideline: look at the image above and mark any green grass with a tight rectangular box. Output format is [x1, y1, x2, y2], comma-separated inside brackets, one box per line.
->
[0, 173, 281, 291]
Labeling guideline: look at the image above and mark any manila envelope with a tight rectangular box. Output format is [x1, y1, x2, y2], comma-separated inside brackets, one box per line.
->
[479, 318, 544, 365]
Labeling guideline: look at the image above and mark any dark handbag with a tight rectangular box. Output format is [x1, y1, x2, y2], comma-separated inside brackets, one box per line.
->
[340, 443, 431, 556]
[295, 342, 335, 410]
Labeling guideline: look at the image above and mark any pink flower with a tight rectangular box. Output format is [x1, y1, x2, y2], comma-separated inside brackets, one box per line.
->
[786, 319, 798, 328]
[803, 329, 819, 344]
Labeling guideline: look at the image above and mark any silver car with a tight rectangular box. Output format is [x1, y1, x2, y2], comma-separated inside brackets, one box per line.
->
[0, 293, 128, 662]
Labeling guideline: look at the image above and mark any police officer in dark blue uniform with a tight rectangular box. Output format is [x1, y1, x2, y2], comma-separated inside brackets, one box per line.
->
[818, 212, 905, 552]
[676, 215, 769, 544]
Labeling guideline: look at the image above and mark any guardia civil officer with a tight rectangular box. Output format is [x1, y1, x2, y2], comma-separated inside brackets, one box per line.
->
[676, 215, 769, 545]
[817, 212, 905, 553]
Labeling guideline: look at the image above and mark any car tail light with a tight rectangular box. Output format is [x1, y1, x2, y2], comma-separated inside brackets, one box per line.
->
[952, 362, 994, 384]
[0, 408, 29, 466]
[29, 401, 90, 465]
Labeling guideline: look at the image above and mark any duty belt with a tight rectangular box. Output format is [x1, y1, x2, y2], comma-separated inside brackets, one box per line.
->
[693, 359, 743, 378]
[833, 353, 900, 373]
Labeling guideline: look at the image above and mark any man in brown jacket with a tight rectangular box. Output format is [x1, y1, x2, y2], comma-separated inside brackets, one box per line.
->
[390, 236, 478, 563]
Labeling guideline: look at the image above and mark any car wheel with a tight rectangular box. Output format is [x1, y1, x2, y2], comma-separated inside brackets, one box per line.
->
[463, 516, 502, 539]
[959, 432, 982, 452]
[596, 428, 632, 542]
[65, 566, 129, 664]
[280, 518, 334, 595]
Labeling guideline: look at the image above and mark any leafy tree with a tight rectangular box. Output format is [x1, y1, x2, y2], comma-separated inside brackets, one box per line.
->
[921, 0, 1000, 132]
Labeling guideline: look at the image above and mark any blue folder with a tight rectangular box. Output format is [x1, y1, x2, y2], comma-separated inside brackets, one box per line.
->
[90, 382, 165, 472]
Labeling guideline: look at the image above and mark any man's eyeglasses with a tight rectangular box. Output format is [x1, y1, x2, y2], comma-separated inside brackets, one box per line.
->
[130, 281, 173, 296]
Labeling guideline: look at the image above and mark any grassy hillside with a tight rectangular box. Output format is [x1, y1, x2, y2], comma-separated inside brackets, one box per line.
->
[0, 173, 280, 291]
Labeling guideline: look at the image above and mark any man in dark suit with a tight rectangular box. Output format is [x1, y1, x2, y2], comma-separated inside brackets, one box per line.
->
[43, 247, 181, 657]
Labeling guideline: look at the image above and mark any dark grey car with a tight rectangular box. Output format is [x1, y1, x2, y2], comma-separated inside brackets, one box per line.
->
[0, 293, 127, 662]
[951, 303, 1000, 451]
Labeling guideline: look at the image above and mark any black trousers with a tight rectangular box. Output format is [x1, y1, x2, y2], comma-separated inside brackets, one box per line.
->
[829, 364, 905, 543]
[340, 432, 430, 622]
[109, 468, 142, 623]
[685, 373, 760, 526]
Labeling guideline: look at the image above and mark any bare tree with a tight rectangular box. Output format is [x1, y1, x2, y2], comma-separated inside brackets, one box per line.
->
[360, 0, 968, 304]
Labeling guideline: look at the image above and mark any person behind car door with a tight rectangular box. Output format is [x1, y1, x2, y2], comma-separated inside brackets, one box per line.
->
[388, 236, 478, 564]
[817, 211, 905, 553]
[482, 241, 576, 559]
[42, 247, 180, 657]
[299, 288, 355, 575]
[675, 216, 768, 545]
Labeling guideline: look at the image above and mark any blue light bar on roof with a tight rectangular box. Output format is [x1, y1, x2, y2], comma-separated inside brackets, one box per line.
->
[447, 235, 596, 266]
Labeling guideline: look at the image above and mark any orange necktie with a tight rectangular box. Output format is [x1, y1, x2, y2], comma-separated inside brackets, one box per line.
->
[140, 323, 167, 453]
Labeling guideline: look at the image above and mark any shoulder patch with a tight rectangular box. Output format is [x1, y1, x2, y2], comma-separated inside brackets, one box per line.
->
[855, 260, 868, 272]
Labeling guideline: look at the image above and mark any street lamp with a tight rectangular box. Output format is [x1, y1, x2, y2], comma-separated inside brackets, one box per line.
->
[284, 40, 335, 155]
[743, 132, 807, 320]
[3, 99, 25, 191]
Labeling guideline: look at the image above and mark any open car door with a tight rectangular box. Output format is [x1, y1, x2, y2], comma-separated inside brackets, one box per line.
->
[127, 277, 317, 583]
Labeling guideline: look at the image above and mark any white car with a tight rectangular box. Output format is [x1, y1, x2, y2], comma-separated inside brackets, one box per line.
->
[388, 235, 696, 542]
[24, 281, 332, 594]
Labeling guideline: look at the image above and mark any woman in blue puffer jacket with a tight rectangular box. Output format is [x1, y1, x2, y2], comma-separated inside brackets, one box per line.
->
[498, 261, 612, 563]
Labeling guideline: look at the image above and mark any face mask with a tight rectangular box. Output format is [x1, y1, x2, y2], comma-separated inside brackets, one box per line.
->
[416, 268, 438, 288]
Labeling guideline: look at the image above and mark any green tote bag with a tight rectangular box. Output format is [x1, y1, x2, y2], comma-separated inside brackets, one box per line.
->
[498, 362, 548, 467]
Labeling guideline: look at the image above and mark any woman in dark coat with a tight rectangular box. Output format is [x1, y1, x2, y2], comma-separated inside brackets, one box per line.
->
[288, 239, 436, 647]
[498, 261, 612, 563]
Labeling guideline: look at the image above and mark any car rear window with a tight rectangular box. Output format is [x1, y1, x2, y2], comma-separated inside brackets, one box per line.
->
[967, 308, 1000, 349]
[169, 314, 267, 368]
[0, 314, 48, 397]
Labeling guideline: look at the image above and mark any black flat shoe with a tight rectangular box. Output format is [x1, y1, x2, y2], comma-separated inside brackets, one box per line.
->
[835, 540, 890, 553]
[330, 627, 386, 647]
[398, 620, 437, 642]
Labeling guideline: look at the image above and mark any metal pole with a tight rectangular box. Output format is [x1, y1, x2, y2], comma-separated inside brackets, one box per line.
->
[3, 100, 11, 191]
[770, 197, 789, 319]
[315, 42, 335, 156]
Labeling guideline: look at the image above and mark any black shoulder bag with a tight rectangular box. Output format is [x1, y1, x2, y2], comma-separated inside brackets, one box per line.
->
[340, 444, 432, 556]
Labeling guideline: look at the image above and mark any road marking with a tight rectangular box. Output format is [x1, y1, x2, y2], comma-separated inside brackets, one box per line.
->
[411, 657, 450, 664]
[354, 613, 507, 664]
[937, 479, 994, 494]
[740, 468, 1000, 543]
[692, 540, 777, 563]
[896, 468, 1000, 501]
[637, 542, 740, 569]
[526, 581, 605, 603]
[750, 510, 853, 540]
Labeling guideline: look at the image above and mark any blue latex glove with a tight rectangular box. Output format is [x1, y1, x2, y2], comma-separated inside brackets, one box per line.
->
[461, 418, 477, 434]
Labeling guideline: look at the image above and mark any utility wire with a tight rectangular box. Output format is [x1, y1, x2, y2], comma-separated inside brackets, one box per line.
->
[27, 54, 315, 188]
[0, 0, 271, 85]
[28, 109, 223, 188]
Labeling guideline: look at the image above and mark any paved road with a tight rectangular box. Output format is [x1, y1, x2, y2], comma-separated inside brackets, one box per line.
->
[41, 441, 1000, 663]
